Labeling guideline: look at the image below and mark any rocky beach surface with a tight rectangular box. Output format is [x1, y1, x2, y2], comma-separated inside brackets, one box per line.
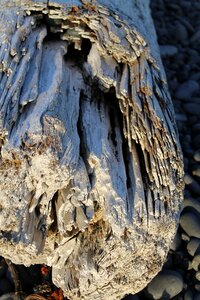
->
[125, 0, 200, 299]
[0, 0, 199, 299]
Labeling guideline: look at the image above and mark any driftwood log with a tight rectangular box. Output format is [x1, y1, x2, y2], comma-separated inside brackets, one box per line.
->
[0, 0, 184, 299]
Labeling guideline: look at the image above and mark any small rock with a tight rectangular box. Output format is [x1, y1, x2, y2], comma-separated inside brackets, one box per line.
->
[183, 103, 200, 115]
[160, 45, 178, 57]
[145, 270, 183, 299]
[194, 292, 200, 300]
[175, 80, 199, 100]
[174, 22, 188, 42]
[0, 294, 22, 300]
[175, 113, 188, 122]
[184, 197, 200, 214]
[180, 209, 200, 238]
[191, 254, 200, 271]
[181, 233, 190, 242]
[187, 238, 200, 256]
[193, 168, 200, 178]
[184, 290, 193, 300]
[196, 271, 200, 281]
[194, 151, 200, 162]
[195, 284, 200, 292]
[184, 174, 193, 185]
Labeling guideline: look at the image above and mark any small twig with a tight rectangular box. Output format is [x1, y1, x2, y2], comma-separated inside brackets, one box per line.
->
[4, 258, 23, 295]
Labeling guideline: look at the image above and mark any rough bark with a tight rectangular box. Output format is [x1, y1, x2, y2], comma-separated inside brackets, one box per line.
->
[0, 0, 184, 299]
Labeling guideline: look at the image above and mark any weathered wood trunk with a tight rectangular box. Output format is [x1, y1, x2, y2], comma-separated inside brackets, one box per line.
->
[0, 0, 184, 299]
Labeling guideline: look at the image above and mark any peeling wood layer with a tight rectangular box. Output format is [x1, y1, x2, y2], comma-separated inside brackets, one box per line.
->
[0, 1, 184, 299]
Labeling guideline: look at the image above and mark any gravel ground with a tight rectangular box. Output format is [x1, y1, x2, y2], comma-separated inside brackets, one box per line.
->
[0, 1, 199, 299]
[125, 0, 200, 299]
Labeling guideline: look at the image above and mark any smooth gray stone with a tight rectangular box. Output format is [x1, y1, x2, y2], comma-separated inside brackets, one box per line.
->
[183, 103, 200, 115]
[175, 80, 199, 100]
[184, 174, 193, 185]
[196, 271, 200, 281]
[194, 293, 200, 300]
[193, 168, 200, 178]
[195, 284, 200, 292]
[175, 113, 187, 121]
[187, 238, 200, 256]
[174, 22, 188, 42]
[160, 45, 178, 57]
[180, 209, 200, 238]
[145, 270, 183, 299]
[194, 151, 200, 162]
[184, 197, 200, 214]
[184, 290, 193, 300]
[192, 254, 200, 271]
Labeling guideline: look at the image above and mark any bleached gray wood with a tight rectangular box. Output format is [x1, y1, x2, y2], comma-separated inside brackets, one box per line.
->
[0, 0, 184, 299]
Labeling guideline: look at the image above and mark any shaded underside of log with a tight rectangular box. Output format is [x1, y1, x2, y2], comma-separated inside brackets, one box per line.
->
[0, 1, 184, 299]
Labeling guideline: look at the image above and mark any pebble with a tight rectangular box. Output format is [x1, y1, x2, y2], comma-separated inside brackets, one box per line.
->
[180, 209, 200, 238]
[0, 294, 22, 300]
[187, 238, 200, 256]
[183, 103, 200, 115]
[175, 80, 199, 100]
[191, 254, 200, 271]
[183, 197, 200, 214]
[196, 271, 200, 281]
[184, 292, 193, 300]
[193, 168, 200, 178]
[174, 22, 188, 43]
[195, 284, 200, 292]
[145, 270, 183, 299]
[184, 290, 193, 300]
[194, 293, 200, 300]
[160, 45, 178, 57]
[184, 174, 193, 185]
[181, 233, 190, 242]
[194, 151, 200, 162]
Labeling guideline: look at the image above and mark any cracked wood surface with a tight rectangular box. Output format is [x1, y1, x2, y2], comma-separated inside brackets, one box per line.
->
[0, 0, 184, 299]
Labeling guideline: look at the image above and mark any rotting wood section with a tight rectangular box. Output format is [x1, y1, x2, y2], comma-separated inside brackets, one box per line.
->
[0, 1, 184, 299]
